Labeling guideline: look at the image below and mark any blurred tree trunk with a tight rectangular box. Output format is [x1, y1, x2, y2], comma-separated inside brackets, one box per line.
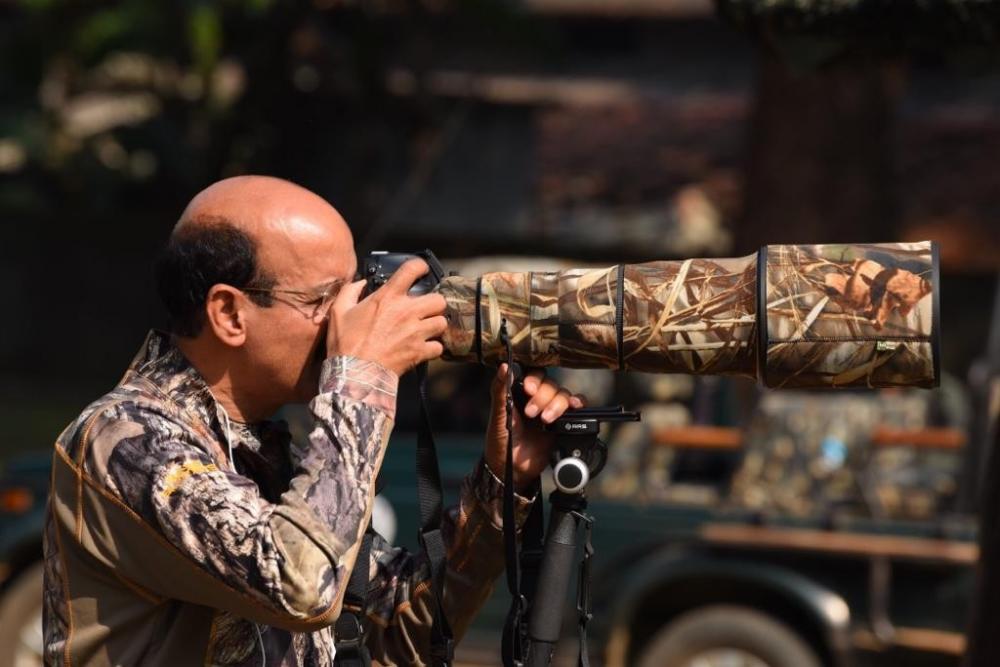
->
[964, 284, 1000, 667]
[967, 419, 1000, 667]
[735, 54, 904, 254]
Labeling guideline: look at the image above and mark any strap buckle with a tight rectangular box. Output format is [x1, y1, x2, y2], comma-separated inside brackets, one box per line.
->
[334, 612, 365, 648]
[334, 612, 371, 667]
[430, 636, 455, 664]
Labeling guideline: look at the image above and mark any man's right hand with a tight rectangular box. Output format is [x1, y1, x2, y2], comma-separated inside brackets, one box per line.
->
[325, 258, 448, 376]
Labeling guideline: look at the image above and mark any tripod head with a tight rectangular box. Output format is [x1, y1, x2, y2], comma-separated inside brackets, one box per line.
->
[544, 406, 640, 494]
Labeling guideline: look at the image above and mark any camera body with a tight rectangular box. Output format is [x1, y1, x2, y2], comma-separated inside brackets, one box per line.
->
[360, 250, 447, 297]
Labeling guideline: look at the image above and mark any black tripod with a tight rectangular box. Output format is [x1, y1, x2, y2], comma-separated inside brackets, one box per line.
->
[504, 397, 640, 667]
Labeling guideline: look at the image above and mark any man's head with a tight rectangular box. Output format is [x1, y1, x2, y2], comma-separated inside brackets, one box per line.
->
[156, 175, 357, 419]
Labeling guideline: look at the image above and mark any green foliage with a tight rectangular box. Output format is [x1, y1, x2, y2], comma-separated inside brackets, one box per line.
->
[0, 0, 297, 214]
[188, 4, 222, 76]
[74, 8, 137, 59]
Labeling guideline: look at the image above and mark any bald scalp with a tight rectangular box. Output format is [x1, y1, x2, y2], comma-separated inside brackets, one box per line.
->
[176, 175, 350, 243]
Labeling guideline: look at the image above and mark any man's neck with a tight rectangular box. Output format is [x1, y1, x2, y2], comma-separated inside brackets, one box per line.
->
[174, 336, 272, 423]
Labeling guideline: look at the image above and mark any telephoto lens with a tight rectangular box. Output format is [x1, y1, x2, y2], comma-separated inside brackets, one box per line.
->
[436, 241, 939, 389]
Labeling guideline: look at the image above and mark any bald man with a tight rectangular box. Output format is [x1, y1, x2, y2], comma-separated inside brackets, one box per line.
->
[43, 176, 581, 666]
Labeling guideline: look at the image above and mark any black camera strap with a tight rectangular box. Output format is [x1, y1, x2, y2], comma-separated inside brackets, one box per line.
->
[415, 361, 455, 667]
[334, 525, 374, 667]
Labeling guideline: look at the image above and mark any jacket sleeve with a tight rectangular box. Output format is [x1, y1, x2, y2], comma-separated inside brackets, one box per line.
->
[360, 459, 534, 666]
[89, 356, 398, 631]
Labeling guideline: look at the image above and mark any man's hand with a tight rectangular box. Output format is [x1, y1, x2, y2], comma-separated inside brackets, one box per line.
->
[486, 364, 586, 493]
[326, 259, 448, 376]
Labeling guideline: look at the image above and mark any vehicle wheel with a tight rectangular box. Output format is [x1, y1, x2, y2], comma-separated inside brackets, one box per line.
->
[0, 562, 44, 667]
[636, 605, 822, 667]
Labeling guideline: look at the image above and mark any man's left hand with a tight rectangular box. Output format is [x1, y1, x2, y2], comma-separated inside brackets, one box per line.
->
[485, 364, 586, 494]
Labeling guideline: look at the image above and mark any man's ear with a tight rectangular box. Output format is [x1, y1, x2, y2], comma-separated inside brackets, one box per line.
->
[204, 284, 247, 347]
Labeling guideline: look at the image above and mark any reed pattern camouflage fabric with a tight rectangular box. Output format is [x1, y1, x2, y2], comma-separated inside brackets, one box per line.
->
[43, 331, 529, 667]
[761, 242, 936, 388]
[436, 241, 937, 389]
[439, 257, 757, 375]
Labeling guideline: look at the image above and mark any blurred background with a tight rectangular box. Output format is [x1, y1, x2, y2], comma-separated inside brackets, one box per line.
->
[1, 1, 999, 666]
[2, 0, 998, 447]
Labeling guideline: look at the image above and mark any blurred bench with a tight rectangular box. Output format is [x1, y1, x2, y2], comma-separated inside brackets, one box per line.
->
[650, 426, 966, 451]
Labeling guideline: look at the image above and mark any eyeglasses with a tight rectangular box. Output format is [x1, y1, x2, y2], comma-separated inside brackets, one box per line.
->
[241, 278, 346, 322]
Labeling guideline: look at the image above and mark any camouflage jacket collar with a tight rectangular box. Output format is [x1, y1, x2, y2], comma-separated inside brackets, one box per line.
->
[125, 330, 274, 458]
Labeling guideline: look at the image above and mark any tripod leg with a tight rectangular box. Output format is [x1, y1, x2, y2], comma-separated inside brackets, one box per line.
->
[526, 495, 580, 667]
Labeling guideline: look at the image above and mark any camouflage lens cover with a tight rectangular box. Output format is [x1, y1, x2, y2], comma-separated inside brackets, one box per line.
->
[621, 257, 757, 375]
[760, 241, 938, 389]
[436, 241, 939, 389]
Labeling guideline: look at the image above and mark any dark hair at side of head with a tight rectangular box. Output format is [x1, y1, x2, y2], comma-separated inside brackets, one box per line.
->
[154, 216, 277, 337]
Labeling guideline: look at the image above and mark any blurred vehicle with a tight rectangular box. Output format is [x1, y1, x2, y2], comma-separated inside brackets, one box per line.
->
[585, 387, 976, 667]
[0, 456, 49, 667]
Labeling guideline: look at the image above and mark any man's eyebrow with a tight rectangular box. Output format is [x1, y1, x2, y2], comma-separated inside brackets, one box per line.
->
[300, 278, 347, 297]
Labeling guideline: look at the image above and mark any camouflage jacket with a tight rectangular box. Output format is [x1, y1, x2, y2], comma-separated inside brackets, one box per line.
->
[43, 330, 529, 666]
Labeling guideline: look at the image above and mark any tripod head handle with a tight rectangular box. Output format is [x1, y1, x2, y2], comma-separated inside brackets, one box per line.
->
[543, 406, 641, 433]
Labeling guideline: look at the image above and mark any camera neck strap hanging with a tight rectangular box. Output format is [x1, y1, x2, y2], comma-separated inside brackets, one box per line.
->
[334, 525, 375, 667]
[415, 361, 455, 667]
